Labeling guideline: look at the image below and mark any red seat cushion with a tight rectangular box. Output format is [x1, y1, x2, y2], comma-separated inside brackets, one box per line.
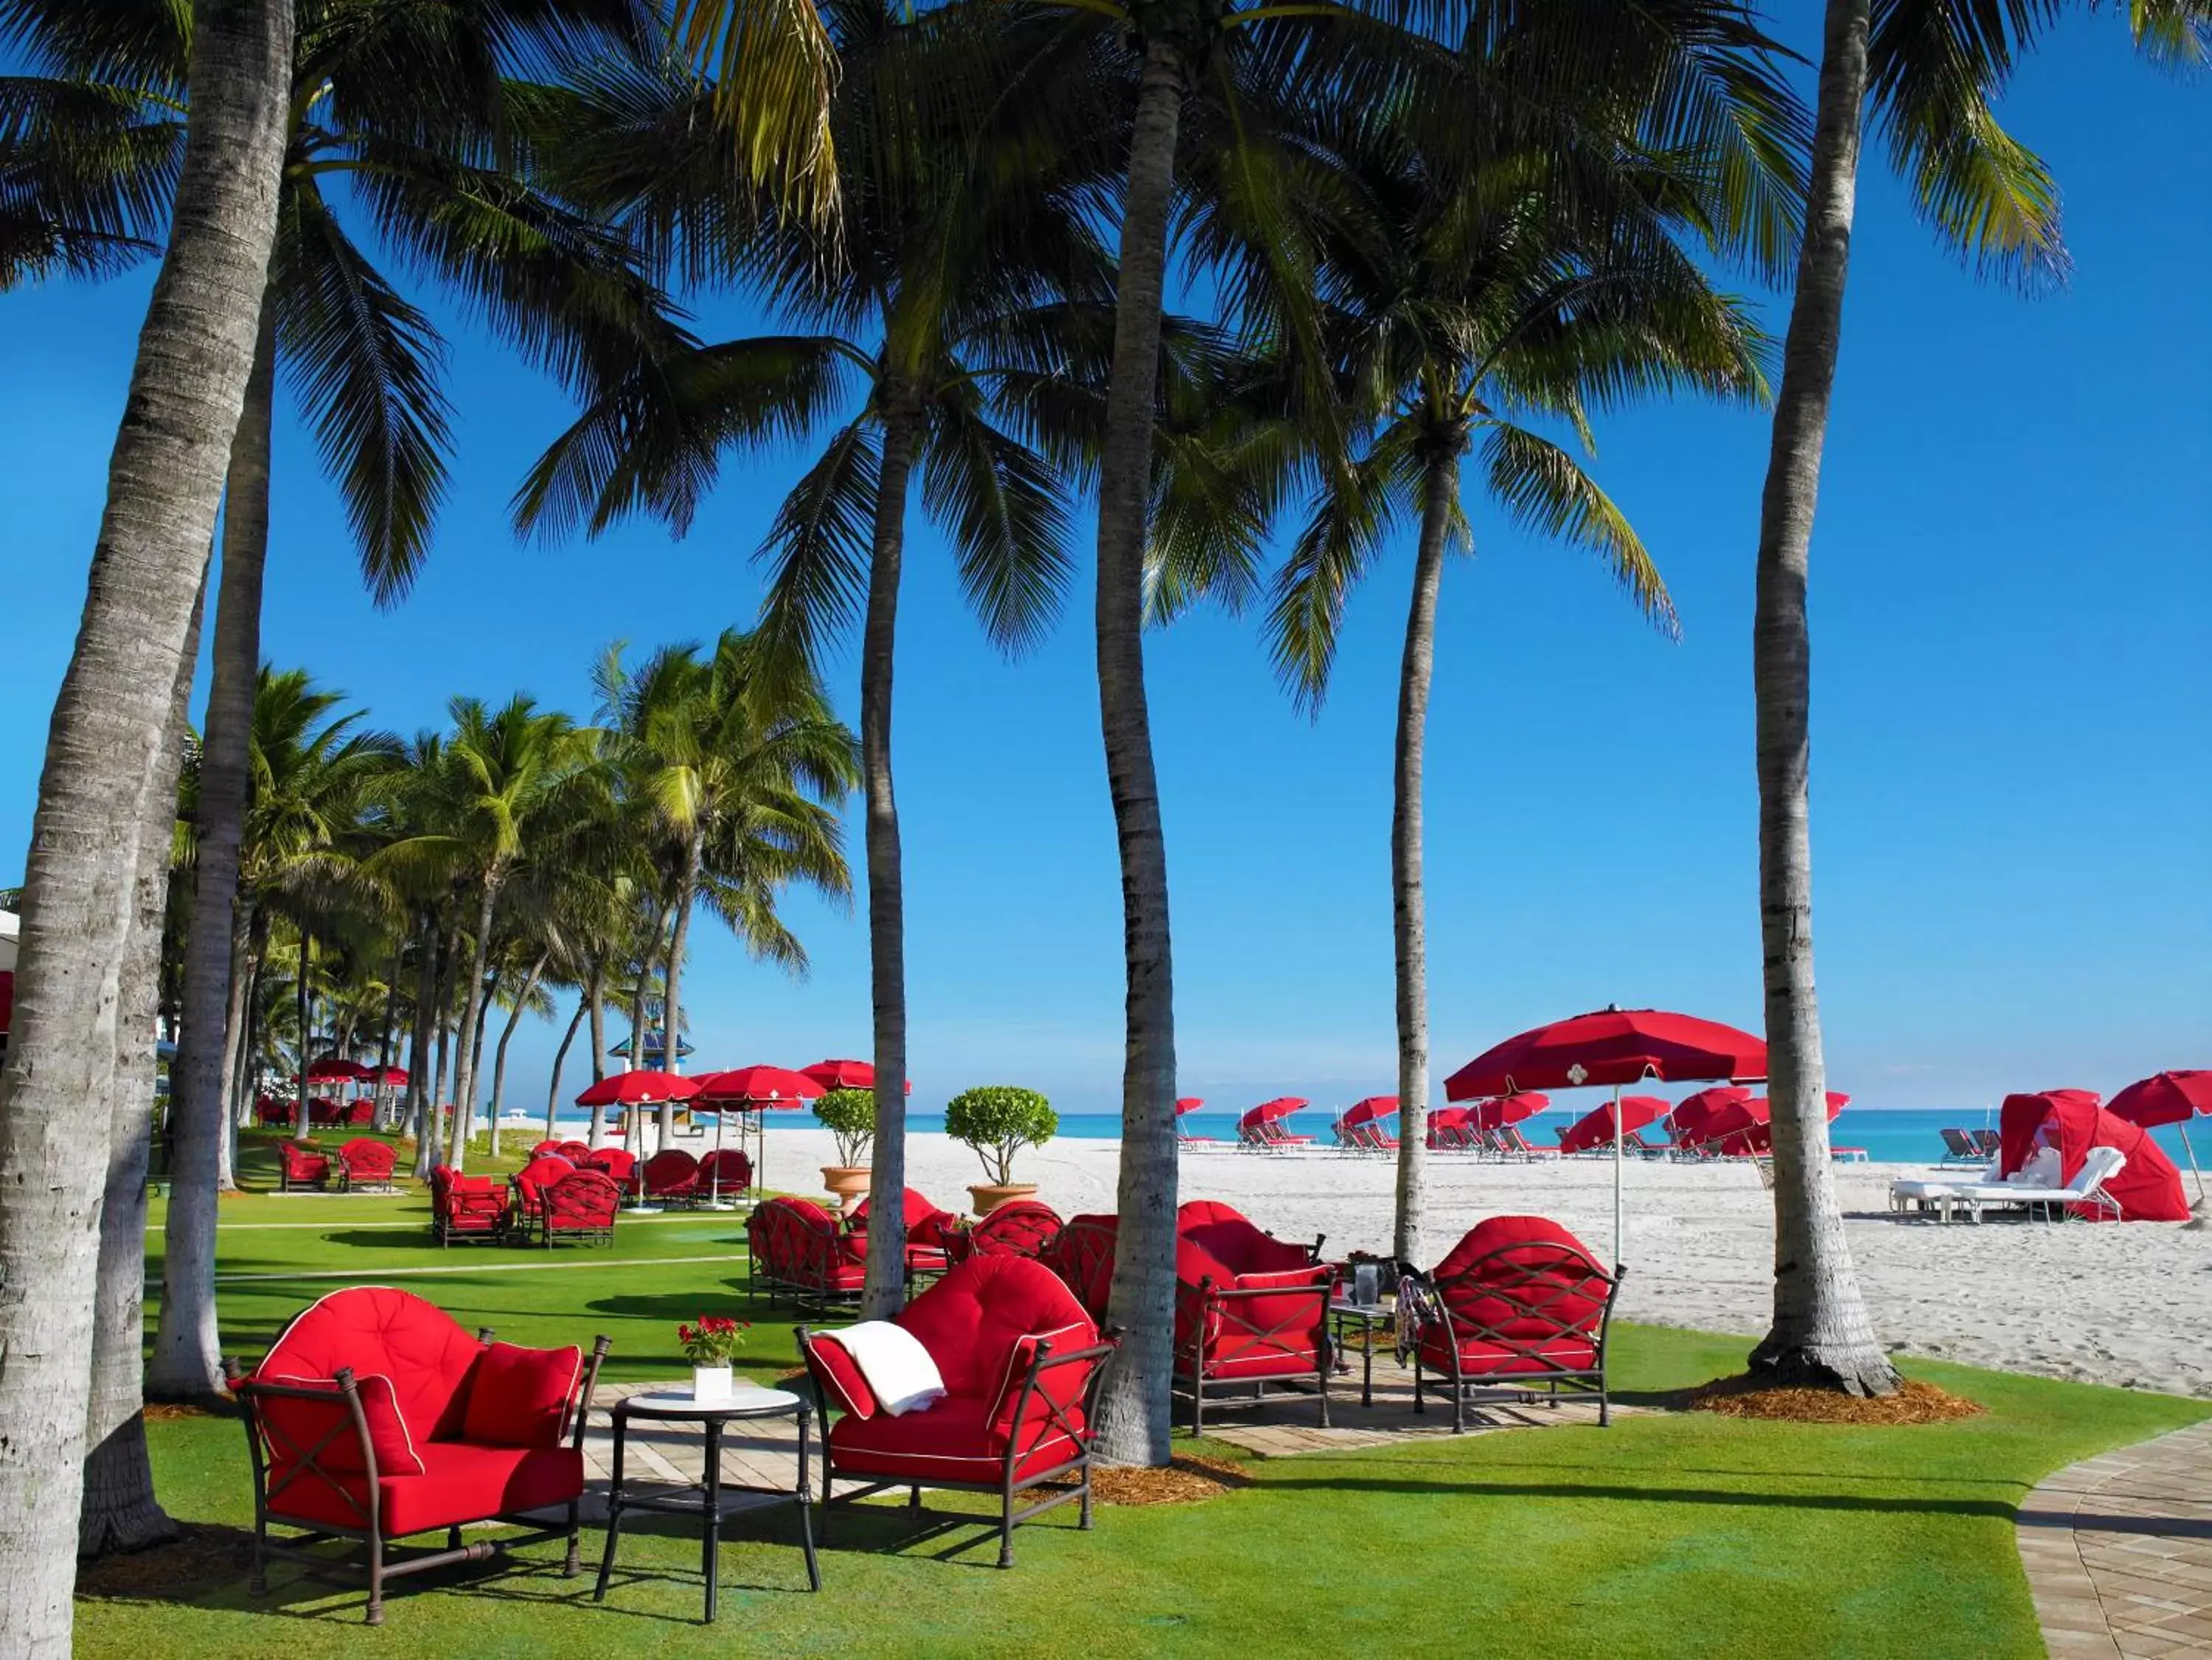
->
[255, 1372, 424, 1475]
[827, 1396, 1081, 1487]
[260, 1286, 486, 1442]
[1416, 1333, 1599, 1377]
[265, 1443, 584, 1537]
[462, 1342, 581, 1448]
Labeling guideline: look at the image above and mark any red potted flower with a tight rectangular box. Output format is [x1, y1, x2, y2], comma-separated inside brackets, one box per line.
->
[678, 1314, 751, 1404]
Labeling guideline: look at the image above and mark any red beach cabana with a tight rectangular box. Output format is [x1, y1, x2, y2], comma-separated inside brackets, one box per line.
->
[1997, 1091, 2189, 1222]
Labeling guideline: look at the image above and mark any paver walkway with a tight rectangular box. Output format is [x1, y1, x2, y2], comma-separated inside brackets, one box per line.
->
[2017, 1419, 2212, 1659]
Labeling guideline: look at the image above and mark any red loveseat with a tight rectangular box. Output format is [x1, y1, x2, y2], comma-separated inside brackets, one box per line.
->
[541, 1171, 619, 1248]
[1173, 1200, 1334, 1434]
[944, 1199, 1063, 1264]
[749, 1196, 867, 1308]
[798, 1255, 1118, 1567]
[225, 1286, 610, 1623]
[1401, 1215, 1622, 1430]
[279, 1140, 331, 1192]
[849, 1187, 959, 1279]
[430, 1167, 508, 1246]
[338, 1137, 397, 1193]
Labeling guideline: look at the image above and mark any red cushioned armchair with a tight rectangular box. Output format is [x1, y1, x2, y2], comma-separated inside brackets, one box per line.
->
[696, 1147, 752, 1204]
[338, 1137, 397, 1193]
[224, 1286, 611, 1624]
[943, 1199, 1063, 1264]
[279, 1140, 331, 1193]
[848, 1187, 959, 1279]
[748, 1196, 866, 1308]
[540, 1171, 619, 1249]
[798, 1255, 1119, 1568]
[509, 1155, 574, 1241]
[637, 1148, 700, 1207]
[1399, 1215, 1622, 1431]
[1042, 1213, 1119, 1321]
[582, 1146, 636, 1188]
[1173, 1200, 1333, 1435]
[430, 1167, 508, 1246]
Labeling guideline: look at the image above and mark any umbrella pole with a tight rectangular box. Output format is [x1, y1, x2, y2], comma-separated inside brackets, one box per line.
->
[2183, 1126, 2205, 1207]
[1613, 1084, 1624, 1270]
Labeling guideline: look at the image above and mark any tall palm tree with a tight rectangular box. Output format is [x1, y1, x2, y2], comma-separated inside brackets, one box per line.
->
[148, 667, 396, 1401]
[1166, 109, 1775, 1263]
[0, 0, 293, 1640]
[520, 7, 1109, 1316]
[1746, 0, 2206, 1392]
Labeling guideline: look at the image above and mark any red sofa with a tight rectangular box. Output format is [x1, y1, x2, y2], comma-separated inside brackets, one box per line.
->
[430, 1167, 508, 1246]
[945, 1199, 1063, 1264]
[226, 1286, 610, 1623]
[541, 1171, 619, 1249]
[798, 1255, 1118, 1567]
[1401, 1215, 1621, 1430]
[278, 1140, 331, 1193]
[338, 1137, 397, 1193]
[749, 1196, 866, 1308]
[849, 1187, 959, 1278]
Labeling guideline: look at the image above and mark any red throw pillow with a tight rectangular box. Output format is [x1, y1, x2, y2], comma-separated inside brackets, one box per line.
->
[260, 1372, 424, 1475]
[460, 1342, 582, 1448]
[807, 1334, 878, 1420]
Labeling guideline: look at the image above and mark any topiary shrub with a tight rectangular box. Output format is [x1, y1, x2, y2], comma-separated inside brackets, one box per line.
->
[943, 1086, 1057, 1186]
[813, 1088, 876, 1167]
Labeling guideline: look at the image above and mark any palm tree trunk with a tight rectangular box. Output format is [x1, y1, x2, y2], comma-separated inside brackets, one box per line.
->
[1745, 0, 1895, 1397]
[1389, 448, 1457, 1264]
[372, 972, 397, 1128]
[0, 3, 291, 1631]
[291, 930, 313, 1139]
[446, 880, 500, 1168]
[428, 926, 458, 1171]
[487, 952, 546, 1159]
[463, 977, 494, 1148]
[406, 921, 439, 1178]
[83, 578, 201, 1557]
[860, 391, 920, 1321]
[210, 916, 251, 1193]
[546, 994, 585, 1145]
[659, 834, 703, 1131]
[585, 957, 608, 1143]
[158, 301, 274, 1395]
[1093, 39, 1188, 1468]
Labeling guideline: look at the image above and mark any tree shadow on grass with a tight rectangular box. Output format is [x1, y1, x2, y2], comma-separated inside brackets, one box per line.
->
[1256, 1467, 2022, 1520]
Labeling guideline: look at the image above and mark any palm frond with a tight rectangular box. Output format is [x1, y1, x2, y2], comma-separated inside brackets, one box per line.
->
[1478, 420, 1677, 638]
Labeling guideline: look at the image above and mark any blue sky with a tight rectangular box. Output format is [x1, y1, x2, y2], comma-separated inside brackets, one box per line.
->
[3, 18, 2205, 1117]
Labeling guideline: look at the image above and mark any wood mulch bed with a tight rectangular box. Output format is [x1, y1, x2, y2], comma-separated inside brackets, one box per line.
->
[77, 1524, 255, 1600]
[1685, 1375, 1983, 1425]
[1091, 1454, 1255, 1506]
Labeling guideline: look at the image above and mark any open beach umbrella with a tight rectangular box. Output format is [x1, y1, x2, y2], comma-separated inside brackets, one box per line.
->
[1559, 1095, 1669, 1156]
[1446, 1007, 1767, 1269]
[305, 1056, 369, 1081]
[2108, 1071, 2212, 1206]
[1668, 1085, 1754, 1146]
[1175, 1096, 1204, 1115]
[693, 1065, 824, 1193]
[1470, 1093, 1549, 1131]
[369, 1065, 408, 1087]
[1239, 1098, 1309, 1138]
[577, 1070, 700, 1107]
[1341, 1095, 1398, 1127]
[799, 1058, 913, 1094]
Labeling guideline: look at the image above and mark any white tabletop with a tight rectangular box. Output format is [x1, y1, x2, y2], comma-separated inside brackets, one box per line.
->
[616, 1384, 802, 1417]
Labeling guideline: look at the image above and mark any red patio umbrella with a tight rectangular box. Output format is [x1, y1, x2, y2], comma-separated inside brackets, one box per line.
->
[1238, 1097, 1308, 1133]
[693, 1065, 824, 1194]
[369, 1065, 408, 1087]
[1340, 1095, 1399, 1128]
[800, 1058, 914, 1094]
[1558, 1095, 1669, 1156]
[1668, 1085, 1754, 1145]
[2107, 1071, 2211, 1204]
[1175, 1097, 1204, 1115]
[1470, 1093, 1549, 1131]
[1444, 1007, 1766, 1100]
[576, 1070, 700, 1107]
[304, 1056, 369, 1082]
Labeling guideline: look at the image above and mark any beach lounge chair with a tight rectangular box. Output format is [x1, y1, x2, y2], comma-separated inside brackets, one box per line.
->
[797, 1255, 1118, 1569]
[1937, 1129, 1983, 1165]
[1972, 1129, 2003, 1157]
[1890, 1145, 2128, 1224]
[278, 1140, 331, 1193]
[848, 1187, 960, 1277]
[1174, 1200, 1334, 1435]
[540, 1171, 619, 1248]
[429, 1167, 507, 1245]
[1498, 1126, 1553, 1160]
[945, 1199, 1065, 1263]
[225, 1286, 609, 1624]
[636, 1148, 700, 1207]
[748, 1196, 868, 1308]
[337, 1137, 396, 1193]
[1400, 1215, 1622, 1431]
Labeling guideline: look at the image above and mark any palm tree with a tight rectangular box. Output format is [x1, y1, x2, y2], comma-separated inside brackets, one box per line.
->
[1166, 108, 1774, 1263]
[148, 667, 395, 1402]
[521, 8, 1105, 1315]
[1746, 0, 2205, 1394]
[0, 0, 293, 1637]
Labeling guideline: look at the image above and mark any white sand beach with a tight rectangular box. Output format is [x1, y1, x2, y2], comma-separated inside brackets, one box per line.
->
[751, 1128, 2212, 1401]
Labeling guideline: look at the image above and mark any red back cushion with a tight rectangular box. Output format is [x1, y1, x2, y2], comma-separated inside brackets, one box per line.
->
[805, 1333, 878, 1420]
[1430, 1215, 1610, 1339]
[1043, 1216, 1119, 1321]
[1176, 1201, 1311, 1277]
[585, 1148, 636, 1182]
[257, 1371, 423, 1474]
[643, 1150, 699, 1191]
[259, 1286, 484, 1441]
[898, 1255, 1093, 1405]
[461, 1341, 582, 1448]
[340, 1138, 394, 1173]
[516, 1156, 574, 1201]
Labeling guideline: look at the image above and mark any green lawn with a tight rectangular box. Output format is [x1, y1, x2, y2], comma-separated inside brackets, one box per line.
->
[94, 1146, 2208, 1659]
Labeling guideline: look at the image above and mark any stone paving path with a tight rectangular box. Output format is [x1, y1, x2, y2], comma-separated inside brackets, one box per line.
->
[2017, 1420, 2212, 1659]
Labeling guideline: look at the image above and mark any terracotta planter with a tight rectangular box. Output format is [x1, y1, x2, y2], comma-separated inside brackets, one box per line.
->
[821, 1165, 872, 1213]
[968, 1182, 1037, 1216]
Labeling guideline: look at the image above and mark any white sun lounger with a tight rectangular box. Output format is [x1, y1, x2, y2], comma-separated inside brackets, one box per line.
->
[1889, 1145, 2127, 1224]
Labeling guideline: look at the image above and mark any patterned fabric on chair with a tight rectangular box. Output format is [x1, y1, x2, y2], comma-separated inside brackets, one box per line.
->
[279, 1140, 331, 1193]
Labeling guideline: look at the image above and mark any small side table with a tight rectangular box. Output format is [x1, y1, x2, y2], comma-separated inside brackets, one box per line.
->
[1329, 1302, 1393, 1409]
[593, 1384, 821, 1621]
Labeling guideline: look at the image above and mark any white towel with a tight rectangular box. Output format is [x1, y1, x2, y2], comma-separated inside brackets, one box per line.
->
[828, 1320, 946, 1416]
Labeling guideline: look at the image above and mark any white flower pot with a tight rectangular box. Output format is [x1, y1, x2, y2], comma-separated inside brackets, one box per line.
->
[692, 1364, 734, 1405]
